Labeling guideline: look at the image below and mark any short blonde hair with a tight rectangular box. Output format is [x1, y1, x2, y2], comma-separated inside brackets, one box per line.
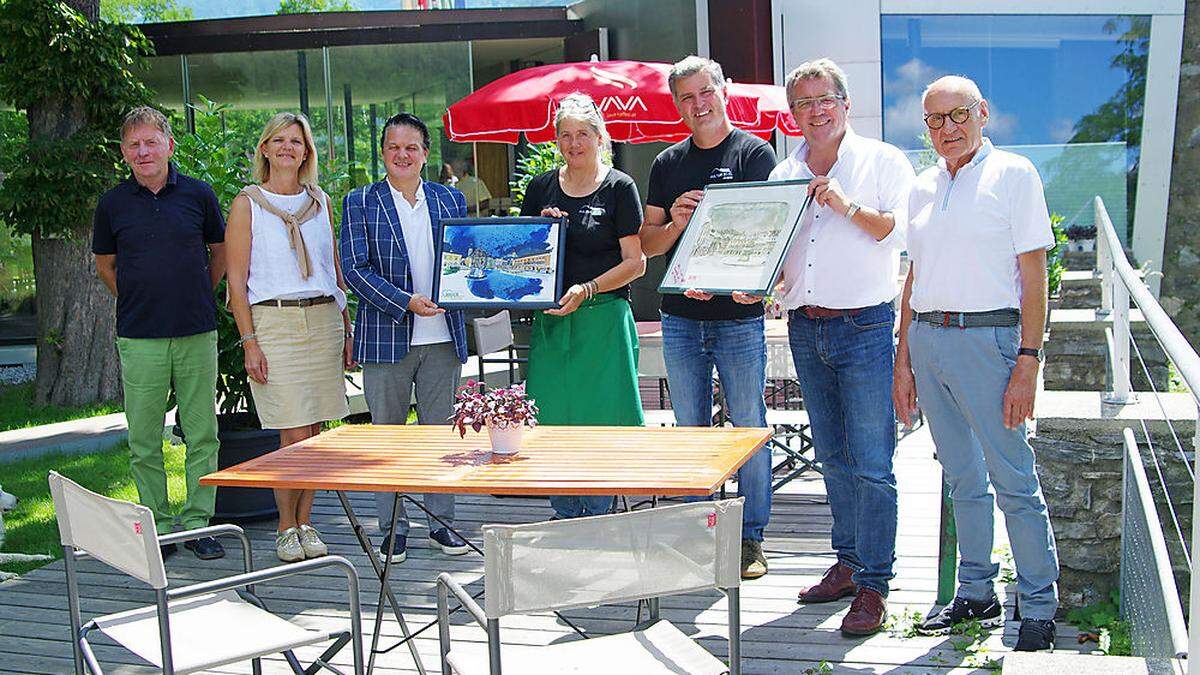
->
[554, 92, 612, 158]
[252, 112, 319, 187]
[120, 106, 172, 141]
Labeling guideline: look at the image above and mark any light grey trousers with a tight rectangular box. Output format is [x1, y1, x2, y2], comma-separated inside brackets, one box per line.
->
[363, 342, 463, 537]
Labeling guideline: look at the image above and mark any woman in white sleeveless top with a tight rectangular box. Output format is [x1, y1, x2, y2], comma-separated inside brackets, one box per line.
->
[225, 112, 352, 562]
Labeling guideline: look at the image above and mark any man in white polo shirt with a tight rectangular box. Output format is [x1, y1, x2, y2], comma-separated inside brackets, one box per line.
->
[894, 75, 1059, 652]
[768, 58, 915, 637]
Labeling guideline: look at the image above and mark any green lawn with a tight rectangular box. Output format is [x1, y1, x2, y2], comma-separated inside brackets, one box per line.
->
[1, 441, 185, 576]
[0, 382, 123, 433]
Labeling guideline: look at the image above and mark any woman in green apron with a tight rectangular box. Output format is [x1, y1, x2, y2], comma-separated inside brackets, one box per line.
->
[520, 93, 647, 518]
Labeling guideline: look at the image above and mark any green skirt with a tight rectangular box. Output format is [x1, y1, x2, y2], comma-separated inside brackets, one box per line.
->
[526, 294, 644, 426]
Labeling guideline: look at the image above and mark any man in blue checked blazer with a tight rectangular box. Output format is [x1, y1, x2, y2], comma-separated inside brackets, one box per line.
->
[340, 112, 471, 562]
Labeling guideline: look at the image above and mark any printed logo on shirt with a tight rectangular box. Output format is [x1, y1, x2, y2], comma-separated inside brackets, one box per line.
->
[577, 205, 604, 229]
[709, 167, 734, 183]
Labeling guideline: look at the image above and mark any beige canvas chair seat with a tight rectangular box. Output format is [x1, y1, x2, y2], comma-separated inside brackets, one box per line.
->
[445, 619, 728, 675]
[48, 471, 363, 674]
[437, 499, 745, 675]
[93, 589, 334, 674]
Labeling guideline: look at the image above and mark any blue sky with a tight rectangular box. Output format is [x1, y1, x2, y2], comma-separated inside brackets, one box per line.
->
[881, 14, 1141, 150]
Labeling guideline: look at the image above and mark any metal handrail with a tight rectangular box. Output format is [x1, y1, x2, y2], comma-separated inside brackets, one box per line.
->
[1093, 196, 1200, 672]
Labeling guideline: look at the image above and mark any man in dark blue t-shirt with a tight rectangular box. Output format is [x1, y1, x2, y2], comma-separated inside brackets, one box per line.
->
[93, 107, 227, 561]
[640, 56, 777, 580]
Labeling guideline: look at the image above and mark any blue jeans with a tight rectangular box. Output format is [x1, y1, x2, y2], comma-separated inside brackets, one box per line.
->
[661, 312, 770, 541]
[551, 495, 613, 519]
[788, 302, 898, 595]
[909, 321, 1059, 619]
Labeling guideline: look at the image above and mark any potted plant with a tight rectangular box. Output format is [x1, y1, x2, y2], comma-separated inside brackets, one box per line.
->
[1065, 223, 1097, 253]
[451, 381, 539, 455]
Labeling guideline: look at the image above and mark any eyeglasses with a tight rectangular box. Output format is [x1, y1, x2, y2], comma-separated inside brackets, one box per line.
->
[788, 94, 845, 113]
[923, 100, 981, 129]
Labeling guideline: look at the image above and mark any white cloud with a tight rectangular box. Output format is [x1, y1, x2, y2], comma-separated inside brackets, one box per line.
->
[1049, 117, 1077, 144]
[884, 57, 1022, 147]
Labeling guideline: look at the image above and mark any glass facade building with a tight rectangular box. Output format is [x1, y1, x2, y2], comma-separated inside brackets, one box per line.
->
[881, 14, 1148, 240]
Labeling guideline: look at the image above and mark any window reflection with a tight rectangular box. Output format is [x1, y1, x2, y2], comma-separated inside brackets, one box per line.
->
[882, 15, 1148, 240]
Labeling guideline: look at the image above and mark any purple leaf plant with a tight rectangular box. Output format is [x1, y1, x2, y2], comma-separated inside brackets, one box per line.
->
[450, 380, 540, 438]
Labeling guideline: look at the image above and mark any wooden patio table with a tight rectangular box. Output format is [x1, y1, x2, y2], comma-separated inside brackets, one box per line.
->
[201, 423, 772, 674]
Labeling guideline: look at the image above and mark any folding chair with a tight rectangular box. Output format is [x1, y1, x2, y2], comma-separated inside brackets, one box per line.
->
[48, 471, 364, 675]
[436, 499, 745, 674]
[471, 310, 527, 391]
[764, 340, 819, 491]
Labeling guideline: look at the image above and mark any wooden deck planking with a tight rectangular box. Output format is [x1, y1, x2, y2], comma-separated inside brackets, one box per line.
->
[0, 425, 1089, 674]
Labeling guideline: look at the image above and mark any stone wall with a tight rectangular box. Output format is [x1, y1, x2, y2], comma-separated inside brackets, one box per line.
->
[1033, 403, 1194, 613]
[1160, 1, 1200, 351]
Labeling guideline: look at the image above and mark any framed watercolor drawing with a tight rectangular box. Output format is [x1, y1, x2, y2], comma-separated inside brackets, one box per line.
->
[658, 179, 813, 296]
[432, 216, 567, 309]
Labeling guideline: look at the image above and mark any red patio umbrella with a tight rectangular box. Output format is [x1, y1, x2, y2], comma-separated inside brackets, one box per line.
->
[443, 59, 801, 145]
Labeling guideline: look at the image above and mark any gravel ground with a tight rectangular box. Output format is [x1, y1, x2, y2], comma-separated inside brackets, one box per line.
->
[0, 364, 35, 386]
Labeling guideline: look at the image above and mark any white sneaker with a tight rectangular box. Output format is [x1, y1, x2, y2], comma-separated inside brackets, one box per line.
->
[298, 524, 328, 558]
[275, 527, 304, 562]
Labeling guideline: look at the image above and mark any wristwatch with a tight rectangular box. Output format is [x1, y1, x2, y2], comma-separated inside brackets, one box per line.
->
[845, 202, 861, 219]
[1017, 347, 1043, 362]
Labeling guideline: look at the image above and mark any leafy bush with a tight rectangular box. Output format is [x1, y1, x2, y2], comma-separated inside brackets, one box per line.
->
[508, 142, 563, 214]
[172, 98, 355, 420]
[1048, 213, 1068, 296]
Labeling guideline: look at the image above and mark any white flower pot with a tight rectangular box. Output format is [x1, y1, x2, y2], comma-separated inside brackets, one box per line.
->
[487, 422, 524, 455]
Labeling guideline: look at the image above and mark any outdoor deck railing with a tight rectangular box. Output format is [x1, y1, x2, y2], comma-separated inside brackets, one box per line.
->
[1094, 196, 1199, 665]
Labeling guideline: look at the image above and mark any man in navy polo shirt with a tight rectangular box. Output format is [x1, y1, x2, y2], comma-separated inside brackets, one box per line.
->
[93, 106, 227, 561]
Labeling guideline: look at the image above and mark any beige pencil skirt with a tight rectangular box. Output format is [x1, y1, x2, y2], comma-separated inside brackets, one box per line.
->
[249, 301, 350, 430]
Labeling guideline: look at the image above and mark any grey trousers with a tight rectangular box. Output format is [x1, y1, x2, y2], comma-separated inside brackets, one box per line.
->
[363, 342, 462, 537]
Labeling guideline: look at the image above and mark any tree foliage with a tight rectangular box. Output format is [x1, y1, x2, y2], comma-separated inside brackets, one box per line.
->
[0, 0, 155, 239]
[100, 0, 193, 23]
[277, 0, 354, 14]
[1070, 17, 1150, 148]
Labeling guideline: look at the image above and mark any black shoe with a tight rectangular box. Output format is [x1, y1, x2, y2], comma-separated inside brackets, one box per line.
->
[184, 537, 225, 560]
[917, 594, 1004, 636]
[159, 543, 178, 559]
[380, 533, 407, 563]
[429, 528, 470, 556]
[1014, 618, 1056, 652]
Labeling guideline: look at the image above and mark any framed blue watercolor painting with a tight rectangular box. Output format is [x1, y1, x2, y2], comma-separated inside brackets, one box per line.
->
[432, 216, 568, 310]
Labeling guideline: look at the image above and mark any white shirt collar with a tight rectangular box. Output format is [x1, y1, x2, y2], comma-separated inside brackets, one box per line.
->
[790, 126, 862, 177]
[938, 137, 994, 176]
[387, 179, 426, 209]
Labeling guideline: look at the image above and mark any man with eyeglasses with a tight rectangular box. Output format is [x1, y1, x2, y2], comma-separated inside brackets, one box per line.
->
[762, 58, 914, 637]
[640, 55, 777, 580]
[894, 75, 1059, 651]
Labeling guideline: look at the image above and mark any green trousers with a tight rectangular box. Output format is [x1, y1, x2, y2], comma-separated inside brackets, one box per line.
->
[526, 294, 644, 426]
[117, 330, 219, 534]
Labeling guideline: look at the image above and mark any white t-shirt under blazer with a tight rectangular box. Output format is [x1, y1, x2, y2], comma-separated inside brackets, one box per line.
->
[388, 181, 453, 347]
[247, 187, 347, 309]
[768, 127, 916, 310]
[906, 139, 1055, 314]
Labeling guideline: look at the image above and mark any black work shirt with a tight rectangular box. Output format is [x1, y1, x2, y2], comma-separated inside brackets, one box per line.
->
[92, 164, 225, 339]
[521, 168, 642, 299]
[646, 128, 777, 321]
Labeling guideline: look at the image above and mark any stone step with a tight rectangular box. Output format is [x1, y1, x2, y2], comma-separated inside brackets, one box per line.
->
[1003, 652, 1184, 674]
[1044, 308, 1168, 391]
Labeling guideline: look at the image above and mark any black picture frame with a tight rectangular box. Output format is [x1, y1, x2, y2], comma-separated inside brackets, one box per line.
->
[432, 216, 568, 310]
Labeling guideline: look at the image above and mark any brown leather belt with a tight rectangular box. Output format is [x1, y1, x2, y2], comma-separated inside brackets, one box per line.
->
[794, 305, 867, 320]
[254, 295, 335, 308]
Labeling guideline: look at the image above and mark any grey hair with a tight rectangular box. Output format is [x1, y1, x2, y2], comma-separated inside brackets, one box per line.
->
[785, 58, 849, 101]
[120, 106, 172, 140]
[554, 92, 613, 157]
[922, 75, 984, 104]
[668, 55, 726, 97]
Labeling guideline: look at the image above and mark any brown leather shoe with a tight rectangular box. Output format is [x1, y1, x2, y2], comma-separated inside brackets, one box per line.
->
[840, 587, 887, 636]
[797, 561, 858, 603]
